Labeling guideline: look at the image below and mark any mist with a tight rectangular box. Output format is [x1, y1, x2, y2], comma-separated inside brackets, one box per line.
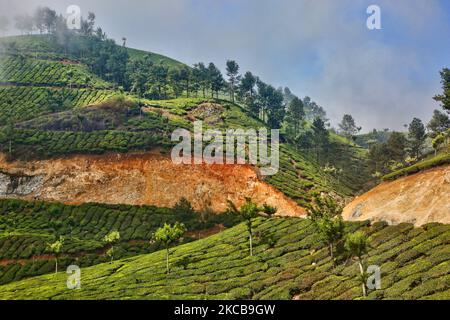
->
[1, 0, 449, 132]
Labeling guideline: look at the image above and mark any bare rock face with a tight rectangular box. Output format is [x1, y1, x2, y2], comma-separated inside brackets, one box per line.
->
[0, 171, 43, 197]
[0, 153, 305, 216]
[343, 165, 450, 226]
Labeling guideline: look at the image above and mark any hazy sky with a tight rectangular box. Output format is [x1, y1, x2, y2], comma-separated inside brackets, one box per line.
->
[1, 0, 449, 132]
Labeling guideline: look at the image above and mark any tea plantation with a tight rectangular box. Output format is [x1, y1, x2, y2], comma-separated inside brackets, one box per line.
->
[0, 199, 239, 285]
[0, 217, 448, 300]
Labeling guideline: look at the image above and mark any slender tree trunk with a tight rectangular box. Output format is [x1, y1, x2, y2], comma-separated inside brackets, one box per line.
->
[330, 243, 334, 265]
[55, 257, 58, 274]
[249, 232, 253, 256]
[358, 258, 367, 297]
[110, 245, 114, 264]
[166, 247, 170, 274]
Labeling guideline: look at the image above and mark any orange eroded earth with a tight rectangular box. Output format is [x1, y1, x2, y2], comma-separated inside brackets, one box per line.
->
[0, 152, 305, 216]
[343, 164, 450, 226]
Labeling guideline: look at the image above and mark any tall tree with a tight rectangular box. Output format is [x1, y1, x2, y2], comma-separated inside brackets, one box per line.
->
[47, 236, 64, 273]
[227, 198, 261, 257]
[239, 71, 256, 100]
[434, 68, 450, 113]
[338, 114, 361, 139]
[207, 63, 224, 99]
[285, 96, 305, 137]
[307, 196, 344, 265]
[386, 131, 407, 162]
[312, 117, 330, 162]
[80, 12, 96, 36]
[345, 231, 370, 297]
[408, 118, 426, 158]
[193, 62, 208, 97]
[226, 60, 240, 103]
[168, 68, 183, 98]
[427, 109, 450, 137]
[179, 66, 191, 98]
[41, 7, 57, 34]
[150, 64, 169, 99]
[103, 231, 120, 264]
[154, 222, 186, 274]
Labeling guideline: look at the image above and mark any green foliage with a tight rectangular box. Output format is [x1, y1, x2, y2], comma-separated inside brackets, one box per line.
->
[154, 222, 187, 273]
[382, 152, 450, 181]
[0, 199, 238, 284]
[433, 68, 450, 113]
[0, 56, 110, 88]
[0, 218, 448, 300]
[408, 117, 426, 158]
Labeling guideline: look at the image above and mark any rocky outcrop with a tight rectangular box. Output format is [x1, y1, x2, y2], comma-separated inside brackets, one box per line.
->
[0, 152, 305, 216]
[343, 164, 450, 226]
[0, 171, 43, 197]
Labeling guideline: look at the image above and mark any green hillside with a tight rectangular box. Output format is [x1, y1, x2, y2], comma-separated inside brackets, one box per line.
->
[0, 217, 448, 300]
[0, 199, 238, 285]
[0, 35, 370, 206]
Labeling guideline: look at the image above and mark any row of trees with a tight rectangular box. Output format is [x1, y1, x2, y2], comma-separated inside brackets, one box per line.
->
[368, 69, 450, 175]
[306, 196, 371, 297]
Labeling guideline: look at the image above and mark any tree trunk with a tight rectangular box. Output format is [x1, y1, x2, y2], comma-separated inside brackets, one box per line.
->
[330, 243, 334, 265]
[55, 257, 58, 274]
[166, 247, 170, 274]
[358, 259, 367, 297]
[249, 232, 253, 256]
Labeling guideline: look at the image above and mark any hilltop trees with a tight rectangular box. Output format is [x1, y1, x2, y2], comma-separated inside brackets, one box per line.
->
[208, 63, 225, 99]
[311, 117, 330, 162]
[338, 114, 361, 139]
[255, 81, 285, 128]
[427, 109, 450, 137]
[408, 118, 426, 158]
[368, 131, 408, 174]
[239, 71, 257, 100]
[226, 60, 240, 102]
[154, 222, 186, 274]
[285, 97, 305, 138]
[434, 68, 450, 113]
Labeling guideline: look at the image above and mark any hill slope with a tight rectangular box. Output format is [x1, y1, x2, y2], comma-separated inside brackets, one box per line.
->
[0, 217, 448, 300]
[343, 164, 450, 226]
[0, 152, 304, 216]
[0, 35, 371, 208]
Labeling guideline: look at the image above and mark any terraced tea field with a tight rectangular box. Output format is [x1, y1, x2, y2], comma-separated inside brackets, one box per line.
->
[0, 217, 448, 300]
[0, 199, 238, 285]
[0, 86, 113, 123]
[0, 56, 110, 89]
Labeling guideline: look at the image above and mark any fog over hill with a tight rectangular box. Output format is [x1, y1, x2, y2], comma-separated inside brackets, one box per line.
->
[1, 0, 449, 131]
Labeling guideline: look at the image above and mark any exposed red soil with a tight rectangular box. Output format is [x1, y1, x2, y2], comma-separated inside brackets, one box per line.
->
[343, 165, 450, 226]
[0, 152, 305, 216]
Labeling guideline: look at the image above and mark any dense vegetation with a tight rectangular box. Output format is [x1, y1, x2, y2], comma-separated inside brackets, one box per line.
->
[0, 199, 239, 285]
[0, 86, 112, 123]
[0, 217, 448, 300]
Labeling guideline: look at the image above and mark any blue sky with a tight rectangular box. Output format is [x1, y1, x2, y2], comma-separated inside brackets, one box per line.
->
[2, 0, 449, 131]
